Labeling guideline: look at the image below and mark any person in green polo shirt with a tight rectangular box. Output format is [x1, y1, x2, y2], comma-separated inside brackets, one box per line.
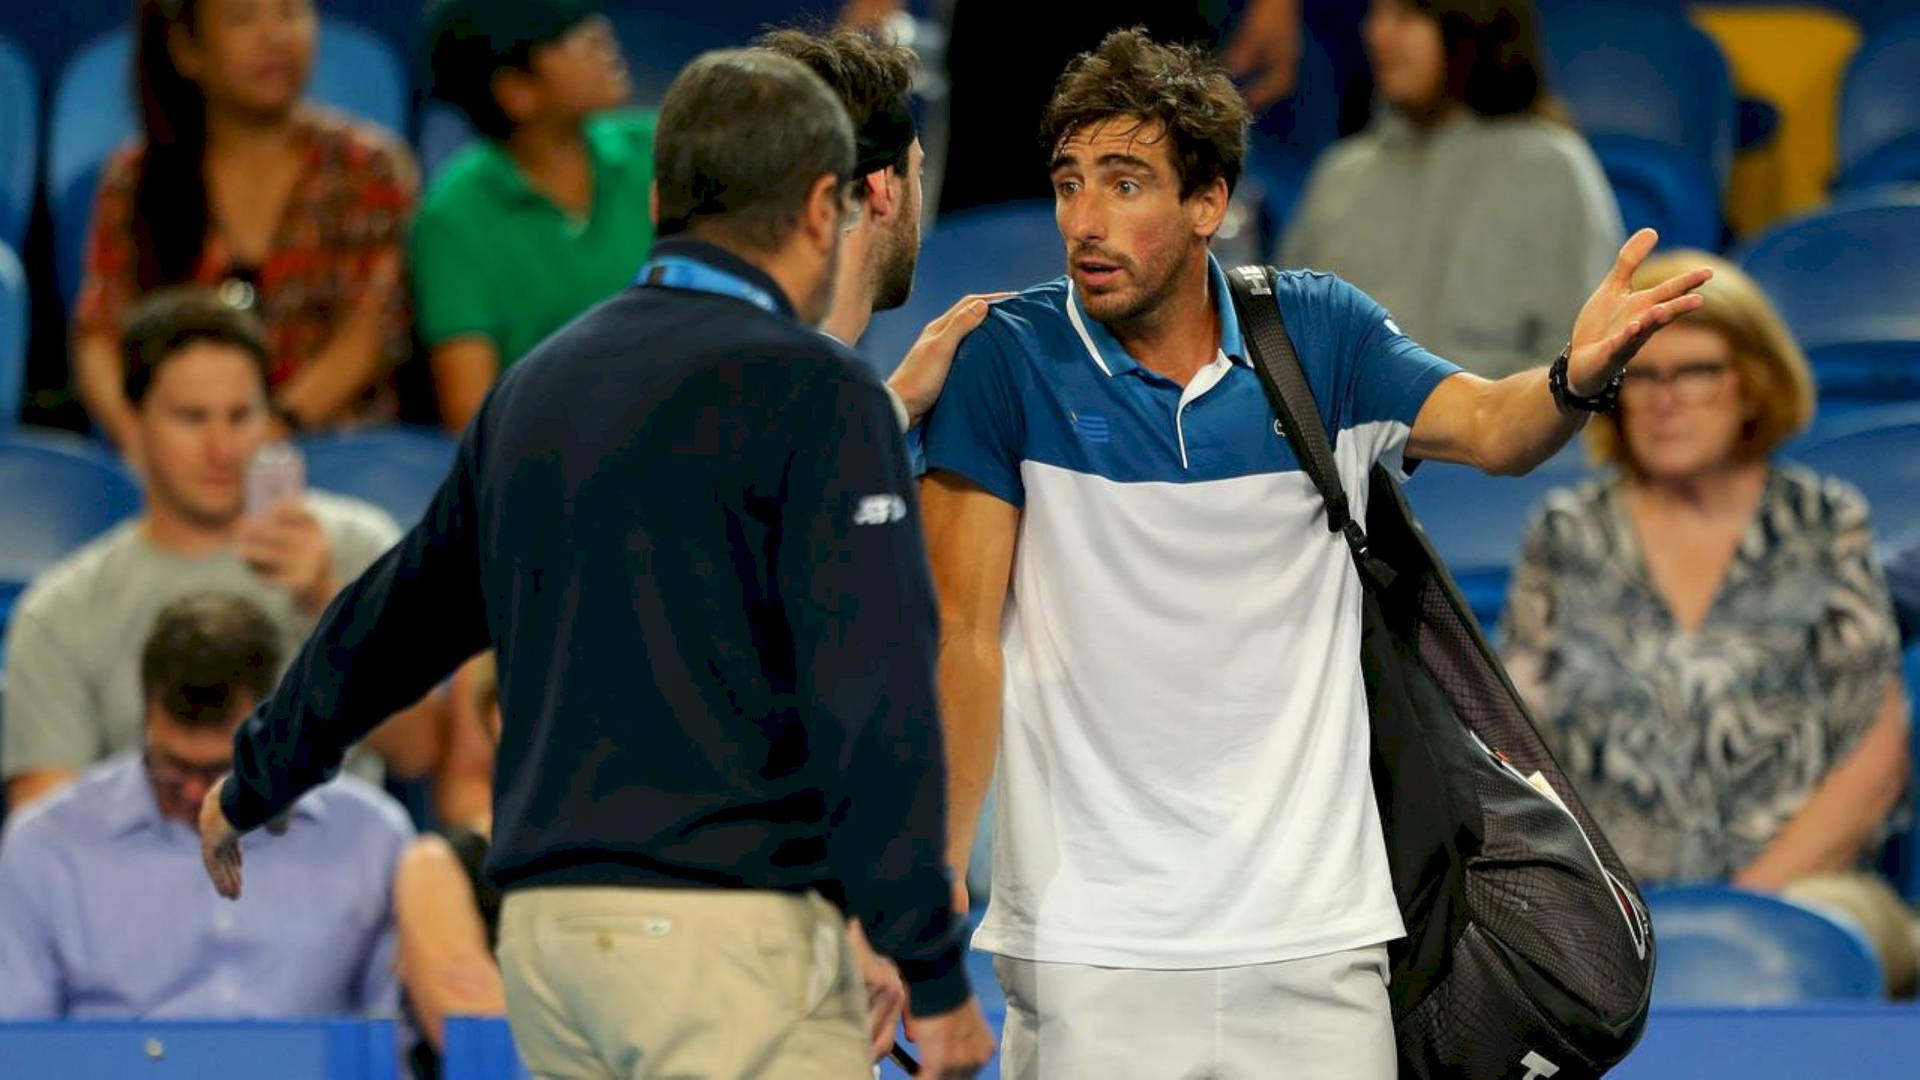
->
[416, 0, 655, 432]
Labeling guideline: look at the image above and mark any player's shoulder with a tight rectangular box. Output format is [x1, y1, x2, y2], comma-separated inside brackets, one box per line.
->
[964, 278, 1076, 365]
[1266, 266, 1367, 305]
[1259, 265, 1390, 337]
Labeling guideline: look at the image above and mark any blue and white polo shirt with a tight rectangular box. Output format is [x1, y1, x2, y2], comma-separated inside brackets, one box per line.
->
[922, 256, 1460, 969]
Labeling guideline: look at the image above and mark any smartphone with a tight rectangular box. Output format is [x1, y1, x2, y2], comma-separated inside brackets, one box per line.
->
[245, 442, 306, 518]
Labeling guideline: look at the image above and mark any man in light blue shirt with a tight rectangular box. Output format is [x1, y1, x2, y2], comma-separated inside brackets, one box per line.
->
[0, 592, 411, 1020]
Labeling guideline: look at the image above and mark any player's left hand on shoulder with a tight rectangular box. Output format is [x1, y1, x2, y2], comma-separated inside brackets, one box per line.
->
[888, 293, 1015, 426]
[1566, 228, 1713, 395]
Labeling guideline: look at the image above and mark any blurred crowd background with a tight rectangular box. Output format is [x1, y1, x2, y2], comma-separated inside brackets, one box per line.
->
[0, 0, 1917, 1076]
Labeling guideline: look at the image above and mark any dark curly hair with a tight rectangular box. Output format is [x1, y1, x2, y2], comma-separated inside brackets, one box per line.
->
[1040, 28, 1251, 199]
[754, 26, 918, 175]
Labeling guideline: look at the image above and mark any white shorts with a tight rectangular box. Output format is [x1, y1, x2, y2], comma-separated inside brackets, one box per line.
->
[993, 945, 1396, 1080]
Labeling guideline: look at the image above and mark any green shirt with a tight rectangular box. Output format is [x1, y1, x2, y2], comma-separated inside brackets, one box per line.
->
[412, 109, 658, 366]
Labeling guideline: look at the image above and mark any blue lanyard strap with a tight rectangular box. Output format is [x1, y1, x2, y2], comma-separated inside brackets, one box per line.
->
[635, 256, 782, 315]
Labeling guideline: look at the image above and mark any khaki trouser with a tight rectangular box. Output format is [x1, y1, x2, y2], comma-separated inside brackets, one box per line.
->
[496, 886, 869, 1080]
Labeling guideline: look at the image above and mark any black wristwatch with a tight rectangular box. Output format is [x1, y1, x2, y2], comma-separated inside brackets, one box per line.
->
[1548, 344, 1623, 415]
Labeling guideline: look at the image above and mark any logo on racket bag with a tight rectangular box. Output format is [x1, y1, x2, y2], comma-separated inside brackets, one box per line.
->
[1518, 1051, 1560, 1079]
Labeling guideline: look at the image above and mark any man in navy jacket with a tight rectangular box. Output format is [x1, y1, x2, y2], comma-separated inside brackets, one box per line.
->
[196, 47, 993, 1079]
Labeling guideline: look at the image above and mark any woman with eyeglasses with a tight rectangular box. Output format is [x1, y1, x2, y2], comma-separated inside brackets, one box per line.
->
[1501, 249, 1918, 994]
[72, 0, 415, 454]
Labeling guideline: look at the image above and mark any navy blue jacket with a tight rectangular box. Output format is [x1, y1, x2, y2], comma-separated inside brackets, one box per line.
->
[222, 239, 968, 1012]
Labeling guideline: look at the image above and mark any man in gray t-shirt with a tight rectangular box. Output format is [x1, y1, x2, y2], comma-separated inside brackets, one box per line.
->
[2, 290, 439, 811]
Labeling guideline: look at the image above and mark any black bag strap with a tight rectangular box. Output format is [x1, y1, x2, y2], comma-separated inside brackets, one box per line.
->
[1225, 265, 1396, 589]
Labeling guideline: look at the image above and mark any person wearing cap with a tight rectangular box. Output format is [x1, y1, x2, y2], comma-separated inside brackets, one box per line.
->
[196, 47, 995, 1080]
[415, 0, 655, 433]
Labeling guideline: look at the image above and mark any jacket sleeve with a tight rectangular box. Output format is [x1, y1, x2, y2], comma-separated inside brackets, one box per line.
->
[774, 363, 970, 1017]
[222, 429, 493, 831]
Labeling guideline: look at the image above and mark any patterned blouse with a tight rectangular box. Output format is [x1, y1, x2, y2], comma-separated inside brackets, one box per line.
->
[74, 108, 415, 424]
[1500, 466, 1901, 885]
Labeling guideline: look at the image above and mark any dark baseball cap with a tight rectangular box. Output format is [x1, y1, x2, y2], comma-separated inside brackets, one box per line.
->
[423, 0, 598, 99]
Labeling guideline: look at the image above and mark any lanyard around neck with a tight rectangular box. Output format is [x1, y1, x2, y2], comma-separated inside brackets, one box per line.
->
[635, 255, 781, 315]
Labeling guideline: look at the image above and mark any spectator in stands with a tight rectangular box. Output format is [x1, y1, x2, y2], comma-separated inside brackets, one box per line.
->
[415, 0, 651, 433]
[1281, 0, 1621, 379]
[2, 289, 438, 813]
[0, 592, 412, 1019]
[73, 0, 415, 453]
[1502, 250, 1918, 992]
[397, 653, 503, 1075]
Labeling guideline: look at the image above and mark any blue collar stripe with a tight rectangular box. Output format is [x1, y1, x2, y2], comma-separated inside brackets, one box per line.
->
[1067, 255, 1249, 378]
[635, 256, 782, 315]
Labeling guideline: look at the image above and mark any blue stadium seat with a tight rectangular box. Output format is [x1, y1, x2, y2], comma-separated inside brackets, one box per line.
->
[442, 1017, 532, 1080]
[1795, 404, 1920, 900]
[1245, 30, 1341, 247]
[610, 6, 795, 106]
[418, 103, 479, 186]
[1788, 402, 1920, 559]
[1586, 134, 1727, 252]
[0, 35, 36, 250]
[1537, 2, 1735, 250]
[1737, 192, 1920, 405]
[49, 18, 410, 302]
[0, 429, 142, 629]
[0, 1019, 400, 1080]
[300, 427, 458, 530]
[1403, 445, 1591, 632]
[1611, 1005, 1920, 1080]
[305, 20, 408, 137]
[0, 3, 127, 93]
[1836, 12, 1920, 191]
[1885, 642, 1920, 903]
[1642, 886, 1884, 1005]
[857, 200, 1063, 379]
[0, 239, 24, 430]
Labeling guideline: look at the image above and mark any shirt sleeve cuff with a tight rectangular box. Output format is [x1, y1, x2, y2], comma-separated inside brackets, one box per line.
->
[885, 383, 913, 434]
[898, 939, 973, 1017]
[219, 768, 278, 833]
